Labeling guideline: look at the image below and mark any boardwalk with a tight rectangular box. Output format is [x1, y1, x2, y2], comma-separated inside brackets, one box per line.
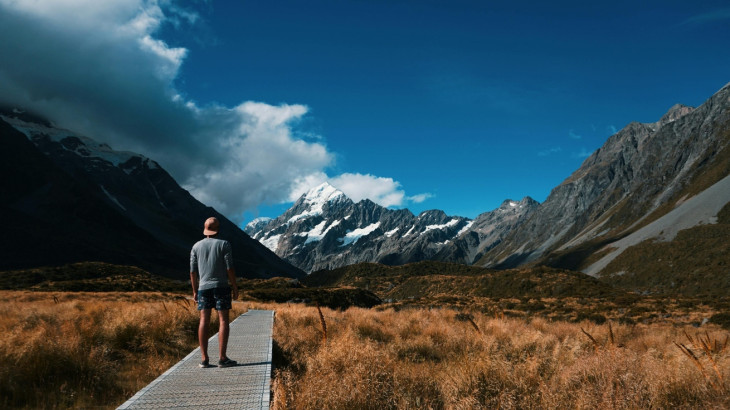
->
[118, 310, 275, 409]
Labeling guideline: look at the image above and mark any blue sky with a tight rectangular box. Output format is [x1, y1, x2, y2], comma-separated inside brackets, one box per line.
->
[2, 0, 729, 223]
[169, 0, 730, 220]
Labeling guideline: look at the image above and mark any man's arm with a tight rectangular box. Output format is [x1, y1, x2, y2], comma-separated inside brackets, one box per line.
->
[227, 268, 238, 300]
[190, 247, 199, 300]
[190, 271, 199, 301]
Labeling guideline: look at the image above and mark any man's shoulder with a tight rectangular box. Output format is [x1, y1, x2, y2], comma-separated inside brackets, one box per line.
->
[193, 237, 231, 248]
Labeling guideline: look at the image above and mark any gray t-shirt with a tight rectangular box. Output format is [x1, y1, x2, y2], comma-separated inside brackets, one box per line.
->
[190, 237, 234, 290]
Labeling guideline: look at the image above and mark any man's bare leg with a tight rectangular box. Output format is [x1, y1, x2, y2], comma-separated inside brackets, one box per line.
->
[217, 309, 230, 360]
[199, 308, 212, 362]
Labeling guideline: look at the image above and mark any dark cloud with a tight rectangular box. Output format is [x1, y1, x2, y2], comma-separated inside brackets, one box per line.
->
[0, 0, 428, 222]
[0, 0, 331, 221]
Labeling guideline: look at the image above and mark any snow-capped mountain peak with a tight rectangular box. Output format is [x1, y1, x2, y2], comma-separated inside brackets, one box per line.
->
[246, 184, 538, 272]
[303, 182, 345, 206]
[246, 217, 272, 228]
[287, 182, 348, 224]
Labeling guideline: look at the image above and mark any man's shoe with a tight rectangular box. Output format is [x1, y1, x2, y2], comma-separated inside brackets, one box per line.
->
[199, 359, 210, 368]
[218, 357, 237, 368]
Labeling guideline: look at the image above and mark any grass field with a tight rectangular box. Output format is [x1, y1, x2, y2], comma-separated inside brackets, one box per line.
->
[1, 273, 729, 408]
[271, 304, 730, 409]
[0, 291, 246, 409]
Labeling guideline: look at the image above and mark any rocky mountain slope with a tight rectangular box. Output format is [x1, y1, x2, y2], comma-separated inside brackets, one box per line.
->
[0, 109, 304, 279]
[478, 83, 730, 278]
[245, 183, 537, 272]
[434, 197, 539, 264]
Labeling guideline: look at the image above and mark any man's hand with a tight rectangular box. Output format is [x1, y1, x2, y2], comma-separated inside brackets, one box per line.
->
[190, 271, 199, 302]
[227, 268, 238, 300]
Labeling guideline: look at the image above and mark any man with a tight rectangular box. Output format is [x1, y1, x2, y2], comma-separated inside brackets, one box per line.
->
[190, 217, 239, 368]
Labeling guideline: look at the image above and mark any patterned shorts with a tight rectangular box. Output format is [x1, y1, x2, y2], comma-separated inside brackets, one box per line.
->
[197, 286, 232, 311]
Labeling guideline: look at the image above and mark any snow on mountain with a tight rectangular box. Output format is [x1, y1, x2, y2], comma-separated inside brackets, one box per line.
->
[422, 218, 460, 235]
[384, 227, 400, 237]
[245, 217, 273, 239]
[456, 221, 475, 237]
[1, 114, 157, 172]
[340, 222, 381, 246]
[246, 217, 272, 228]
[287, 182, 346, 223]
[261, 234, 282, 252]
[247, 183, 537, 272]
[433, 197, 539, 265]
[302, 219, 341, 244]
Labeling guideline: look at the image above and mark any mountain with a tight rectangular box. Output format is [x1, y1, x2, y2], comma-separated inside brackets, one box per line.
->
[0, 109, 304, 279]
[433, 197, 539, 264]
[477, 83, 730, 282]
[245, 182, 537, 272]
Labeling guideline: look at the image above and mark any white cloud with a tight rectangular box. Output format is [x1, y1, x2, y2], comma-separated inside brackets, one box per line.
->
[538, 147, 562, 157]
[287, 172, 330, 202]
[568, 130, 582, 140]
[0, 0, 428, 222]
[185, 103, 333, 217]
[138, 35, 187, 79]
[0, 0, 335, 222]
[330, 173, 405, 207]
[407, 193, 433, 203]
[286, 172, 432, 209]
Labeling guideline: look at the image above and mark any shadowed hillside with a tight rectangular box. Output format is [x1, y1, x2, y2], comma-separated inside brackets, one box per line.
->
[304, 261, 622, 300]
[0, 111, 304, 280]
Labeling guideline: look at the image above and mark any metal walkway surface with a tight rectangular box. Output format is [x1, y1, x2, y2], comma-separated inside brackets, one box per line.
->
[118, 310, 275, 409]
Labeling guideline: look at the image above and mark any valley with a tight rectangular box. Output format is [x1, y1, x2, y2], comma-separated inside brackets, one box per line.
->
[1, 66, 729, 410]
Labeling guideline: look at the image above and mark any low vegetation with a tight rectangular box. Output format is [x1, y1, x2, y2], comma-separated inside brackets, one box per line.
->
[0, 291, 246, 408]
[303, 261, 728, 327]
[599, 202, 730, 298]
[272, 304, 730, 409]
[305, 261, 622, 299]
[0, 262, 382, 309]
[2, 258, 729, 408]
[0, 262, 188, 292]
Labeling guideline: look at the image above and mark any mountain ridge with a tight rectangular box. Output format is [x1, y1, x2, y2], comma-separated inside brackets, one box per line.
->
[0, 110, 304, 279]
[248, 82, 730, 285]
[478, 82, 730, 277]
[245, 182, 538, 272]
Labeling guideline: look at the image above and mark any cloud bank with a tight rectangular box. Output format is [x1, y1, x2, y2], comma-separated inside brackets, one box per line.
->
[288, 172, 431, 209]
[0, 0, 427, 221]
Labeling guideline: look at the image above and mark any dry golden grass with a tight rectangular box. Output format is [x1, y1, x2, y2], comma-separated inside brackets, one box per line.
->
[3, 289, 729, 409]
[270, 304, 730, 409]
[0, 291, 246, 409]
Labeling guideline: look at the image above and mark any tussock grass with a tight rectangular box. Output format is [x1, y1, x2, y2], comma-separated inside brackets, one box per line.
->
[271, 304, 730, 409]
[0, 291, 245, 409]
